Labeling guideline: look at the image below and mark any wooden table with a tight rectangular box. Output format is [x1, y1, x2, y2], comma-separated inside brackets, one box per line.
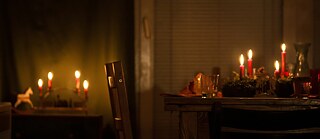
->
[164, 97, 320, 139]
[11, 108, 103, 139]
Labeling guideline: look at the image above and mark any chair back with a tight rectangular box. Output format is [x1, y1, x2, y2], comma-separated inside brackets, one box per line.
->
[105, 61, 133, 139]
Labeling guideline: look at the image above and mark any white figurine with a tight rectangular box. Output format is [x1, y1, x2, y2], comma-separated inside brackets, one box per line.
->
[14, 87, 34, 108]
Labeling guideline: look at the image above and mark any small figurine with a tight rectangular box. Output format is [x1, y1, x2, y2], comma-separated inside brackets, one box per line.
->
[14, 87, 34, 108]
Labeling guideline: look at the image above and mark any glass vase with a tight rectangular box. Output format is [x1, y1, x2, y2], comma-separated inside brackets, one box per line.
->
[293, 42, 311, 98]
[293, 42, 311, 77]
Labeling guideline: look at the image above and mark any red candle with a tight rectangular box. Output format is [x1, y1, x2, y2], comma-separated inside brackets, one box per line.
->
[274, 60, 280, 78]
[281, 43, 286, 75]
[48, 72, 53, 91]
[247, 49, 253, 78]
[75, 70, 81, 91]
[38, 79, 43, 96]
[239, 54, 245, 79]
[83, 80, 89, 99]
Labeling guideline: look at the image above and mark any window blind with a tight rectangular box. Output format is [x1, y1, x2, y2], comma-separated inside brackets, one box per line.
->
[154, 0, 282, 138]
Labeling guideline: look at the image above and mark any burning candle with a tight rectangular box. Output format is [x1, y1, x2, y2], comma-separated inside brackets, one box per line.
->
[239, 54, 245, 79]
[83, 80, 89, 99]
[48, 72, 53, 91]
[247, 49, 253, 78]
[274, 60, 280, 78]
[38, 79, 43, 96]
[197, 75, 202, 91]
[281, 43, 286, 75]
[75, 70, 81, 91]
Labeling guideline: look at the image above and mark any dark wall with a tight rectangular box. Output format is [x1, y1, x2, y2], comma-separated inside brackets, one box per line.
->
[315, 0, 320, 69]
[0, 0, 134, 138]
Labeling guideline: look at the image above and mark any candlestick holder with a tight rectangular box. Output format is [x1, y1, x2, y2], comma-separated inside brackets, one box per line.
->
[74, 88, 81, 95]
[36, 87, 88, 109]
[45, 87, 53, 96]
[85, 92, 88, 100]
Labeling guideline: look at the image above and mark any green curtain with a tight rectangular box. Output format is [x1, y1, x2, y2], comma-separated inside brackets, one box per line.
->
[0, 0, 134, 137]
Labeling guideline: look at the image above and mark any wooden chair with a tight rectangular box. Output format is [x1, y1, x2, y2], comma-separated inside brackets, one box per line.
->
[209, 102, 320, 139]
[104, 61, 133, 139]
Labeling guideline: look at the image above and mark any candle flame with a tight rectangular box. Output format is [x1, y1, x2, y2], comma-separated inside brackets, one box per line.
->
[274, 60, 280, 70]
[239, 54, 244, 65]
[38, 79, 43, 87]
[248, 49, 253, 59]
[75, 70, 81, 78]
[48, 72, 53, 80]
[281, 43, 286, 52]
[83, 80, 89, 89]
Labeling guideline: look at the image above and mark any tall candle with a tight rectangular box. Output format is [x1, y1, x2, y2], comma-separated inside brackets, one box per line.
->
[83, 80, 89, 99]
[75, 70, 81, 91]
[48, 72, 53, 91]
[281, 43, 286, 75]
[38, 79, 43, 96]
[239, 54, 245, 79]
[247, 49, 253, 78]
[274, 60, 280, 78]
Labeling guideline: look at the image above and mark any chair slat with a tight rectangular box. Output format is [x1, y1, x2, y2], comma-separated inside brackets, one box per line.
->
[105, 61, 133, 139]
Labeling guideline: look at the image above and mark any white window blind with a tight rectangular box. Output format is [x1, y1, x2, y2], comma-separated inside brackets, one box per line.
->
[154, 0, 282, 138]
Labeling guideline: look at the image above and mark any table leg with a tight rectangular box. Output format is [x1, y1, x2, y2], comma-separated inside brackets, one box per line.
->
[179, 112, 198, 139]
